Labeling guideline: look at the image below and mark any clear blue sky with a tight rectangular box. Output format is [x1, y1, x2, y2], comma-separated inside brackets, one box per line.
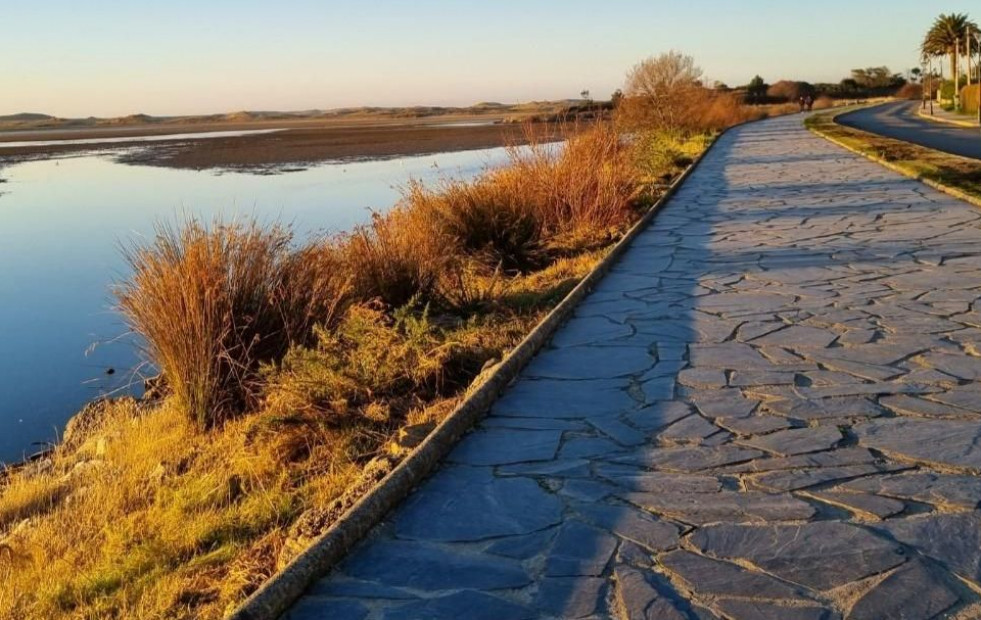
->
[1, 1, 973, 117]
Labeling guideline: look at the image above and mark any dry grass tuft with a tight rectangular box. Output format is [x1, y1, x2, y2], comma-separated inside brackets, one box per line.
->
[116, 221, 351, 429]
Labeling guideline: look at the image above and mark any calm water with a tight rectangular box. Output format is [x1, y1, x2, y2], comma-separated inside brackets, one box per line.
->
[0, 146, 507, 463]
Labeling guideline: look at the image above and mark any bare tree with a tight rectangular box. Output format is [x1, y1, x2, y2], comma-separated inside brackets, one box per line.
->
[621, 51, 703, 130]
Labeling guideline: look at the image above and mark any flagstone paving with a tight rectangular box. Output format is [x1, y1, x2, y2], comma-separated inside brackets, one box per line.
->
[284, 114, 981, 619]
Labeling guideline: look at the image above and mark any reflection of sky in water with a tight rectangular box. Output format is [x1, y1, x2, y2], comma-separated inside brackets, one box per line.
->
[0, 146, 507, 462]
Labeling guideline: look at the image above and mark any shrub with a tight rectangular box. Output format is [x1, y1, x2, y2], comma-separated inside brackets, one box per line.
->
[686, 90, 766, 131]
[262, 303, 451, 423]
[960, 84, 980, 113]
[812, 95, 836, 110]
[401, 177, 543, 273]
[116, 219, 351, 429]
[897, 83, 923, 101]
[503, 124, 641, 250]
[619, 51, 704, 132]
[343, 205, 448, 308]
[767, 80, 815, 102]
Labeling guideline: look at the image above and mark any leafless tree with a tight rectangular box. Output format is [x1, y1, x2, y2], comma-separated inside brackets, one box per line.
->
[621, 51, 703, 131]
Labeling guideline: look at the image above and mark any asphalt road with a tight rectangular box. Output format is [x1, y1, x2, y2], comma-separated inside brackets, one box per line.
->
[837, 100, 981, 160]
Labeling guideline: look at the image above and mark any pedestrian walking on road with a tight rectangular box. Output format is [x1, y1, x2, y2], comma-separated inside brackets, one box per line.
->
[799, 96, 806, 113]
[805, 95, 814, 112]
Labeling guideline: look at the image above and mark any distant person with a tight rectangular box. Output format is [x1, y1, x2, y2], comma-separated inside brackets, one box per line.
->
[799, 96, 806, 113]
[805, 95, 814, 112]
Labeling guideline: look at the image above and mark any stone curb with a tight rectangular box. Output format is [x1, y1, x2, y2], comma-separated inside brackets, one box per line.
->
[915, 105, 979, 129]
[224, 128, 728, 620]
[809, 108, 981, 212]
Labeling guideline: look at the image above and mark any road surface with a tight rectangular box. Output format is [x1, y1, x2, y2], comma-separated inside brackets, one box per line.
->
[838, 100, 981, 160]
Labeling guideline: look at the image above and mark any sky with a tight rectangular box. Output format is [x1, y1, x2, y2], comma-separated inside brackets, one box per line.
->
[0, 0, 974, 117]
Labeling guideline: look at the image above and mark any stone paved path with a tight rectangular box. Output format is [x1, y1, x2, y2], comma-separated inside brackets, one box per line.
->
[285, 114, 981, 619]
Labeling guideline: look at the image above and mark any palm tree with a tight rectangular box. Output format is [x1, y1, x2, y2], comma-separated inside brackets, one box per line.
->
[922, 13, 980, 85]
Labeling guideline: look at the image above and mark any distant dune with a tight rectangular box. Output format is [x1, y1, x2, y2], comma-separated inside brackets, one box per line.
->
[0, 112, 56, 122]
[0, 100, 590, 133]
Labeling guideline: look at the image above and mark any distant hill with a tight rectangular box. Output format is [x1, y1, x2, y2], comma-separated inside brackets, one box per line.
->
[0, 113, 55, 122]
[0, 100, 602, 133]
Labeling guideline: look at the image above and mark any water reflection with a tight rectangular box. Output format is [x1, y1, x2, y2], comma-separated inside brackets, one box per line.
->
[0, 146, 506, 462]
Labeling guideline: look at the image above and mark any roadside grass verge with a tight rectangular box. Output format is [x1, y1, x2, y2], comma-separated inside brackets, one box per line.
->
[806, 110, 981, 200]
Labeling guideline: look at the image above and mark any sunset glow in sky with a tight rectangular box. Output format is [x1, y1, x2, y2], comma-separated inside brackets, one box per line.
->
[2, 0, 973, 117]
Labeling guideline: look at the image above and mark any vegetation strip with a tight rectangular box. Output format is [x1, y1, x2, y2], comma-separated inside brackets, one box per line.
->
[227, 120, 728, 620]
[915, 106, 978, 128]
[807, 106, 981, 209]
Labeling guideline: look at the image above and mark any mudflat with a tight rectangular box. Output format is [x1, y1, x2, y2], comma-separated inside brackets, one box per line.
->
[0, 118, 550, 173]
